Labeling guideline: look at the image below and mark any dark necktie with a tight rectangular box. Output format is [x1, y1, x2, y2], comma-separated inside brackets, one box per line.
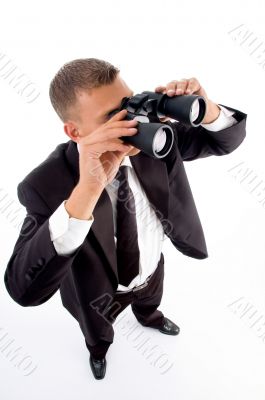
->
[115, 165, 140, 286]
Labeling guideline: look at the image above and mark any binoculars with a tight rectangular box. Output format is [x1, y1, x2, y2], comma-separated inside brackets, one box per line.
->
[108, 91, 206, 159]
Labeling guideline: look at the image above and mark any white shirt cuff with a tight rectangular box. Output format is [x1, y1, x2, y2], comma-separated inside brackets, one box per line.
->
[49, 200, 94, 256]
[201, 104, 237, 132]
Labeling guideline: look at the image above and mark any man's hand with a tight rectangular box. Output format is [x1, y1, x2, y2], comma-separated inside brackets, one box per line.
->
[154, 77, 221, 124]
[77, 109, 138, 190]
[65, 109, 137, 220]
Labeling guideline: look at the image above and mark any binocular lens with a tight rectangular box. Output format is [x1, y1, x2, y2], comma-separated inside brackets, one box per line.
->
[152, 126, 174, 158]
[153, 129, 167, 152]
[191, 99, 200, 123]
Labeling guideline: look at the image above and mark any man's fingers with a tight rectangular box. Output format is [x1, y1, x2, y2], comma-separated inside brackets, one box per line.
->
[109, 109, 127, 122]
[155, 85, 166, 93]
[175, 79, 188, 94]
[109, 119, 138, 129]
[166, 79, 188, 96]
[165, 80, 178, 96]
[80, 140, 130, 156]
[155, 77, 201, 97]
[185, 77, 200, 94]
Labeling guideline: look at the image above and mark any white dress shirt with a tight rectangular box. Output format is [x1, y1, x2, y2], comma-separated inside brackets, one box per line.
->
[48, 105, 237, 292]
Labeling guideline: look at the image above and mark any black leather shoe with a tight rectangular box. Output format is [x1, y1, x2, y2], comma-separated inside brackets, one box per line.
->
[158, 317, 180, 335]
[89, 355, 107, 380]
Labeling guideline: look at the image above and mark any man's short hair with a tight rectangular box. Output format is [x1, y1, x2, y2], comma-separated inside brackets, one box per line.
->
[49, 58, 120, 122]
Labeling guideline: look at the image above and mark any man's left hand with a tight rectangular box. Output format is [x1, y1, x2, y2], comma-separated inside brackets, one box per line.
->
[154, 77, 221, 124]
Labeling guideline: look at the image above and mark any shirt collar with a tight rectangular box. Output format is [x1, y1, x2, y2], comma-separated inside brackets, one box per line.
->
[76, 143, 132, 168]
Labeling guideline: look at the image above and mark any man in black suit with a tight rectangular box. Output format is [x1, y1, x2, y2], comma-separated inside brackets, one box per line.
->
[4, 58, 247, 380]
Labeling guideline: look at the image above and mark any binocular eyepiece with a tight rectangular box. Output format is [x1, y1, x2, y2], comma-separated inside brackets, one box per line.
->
[108, 91, 207, 159]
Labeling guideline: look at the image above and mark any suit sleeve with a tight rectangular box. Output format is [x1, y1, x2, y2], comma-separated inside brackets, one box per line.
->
[3, 180, 84, 307]
[166, 104, 247, 161]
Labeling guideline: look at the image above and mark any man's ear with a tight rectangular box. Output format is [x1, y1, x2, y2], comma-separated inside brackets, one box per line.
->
[64, 122, 79, 142]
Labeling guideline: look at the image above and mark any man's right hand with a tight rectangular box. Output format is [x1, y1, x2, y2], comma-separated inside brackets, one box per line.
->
[78, 109, 138, 191]
[65, 109, 138, 220]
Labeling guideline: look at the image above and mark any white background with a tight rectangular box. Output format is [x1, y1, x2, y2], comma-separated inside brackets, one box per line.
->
[1, 0, 265, 398]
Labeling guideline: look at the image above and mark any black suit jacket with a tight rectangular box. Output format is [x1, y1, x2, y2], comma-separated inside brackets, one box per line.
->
[4, 104, 247, 345]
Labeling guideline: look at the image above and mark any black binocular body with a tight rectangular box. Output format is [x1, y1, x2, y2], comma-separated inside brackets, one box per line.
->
[108, 91, 206, 159]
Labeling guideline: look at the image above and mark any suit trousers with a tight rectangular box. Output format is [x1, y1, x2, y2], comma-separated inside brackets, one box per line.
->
[85, 252, 165, 359]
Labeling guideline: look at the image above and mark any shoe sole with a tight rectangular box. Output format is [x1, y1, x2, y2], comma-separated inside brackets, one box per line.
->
[158, 328, 180, 335]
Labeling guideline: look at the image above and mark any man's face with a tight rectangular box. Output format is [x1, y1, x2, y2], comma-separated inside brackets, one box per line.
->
[64, 74, 141, 157]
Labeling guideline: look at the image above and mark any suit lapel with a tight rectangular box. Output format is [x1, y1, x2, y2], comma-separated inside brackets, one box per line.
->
[65, 140, 169, 282]
[129, 152, 169, 221]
